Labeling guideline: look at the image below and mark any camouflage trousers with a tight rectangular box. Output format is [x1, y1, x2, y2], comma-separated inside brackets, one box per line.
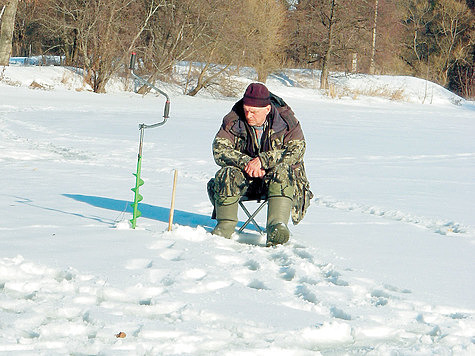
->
[207, 164, 295, 208]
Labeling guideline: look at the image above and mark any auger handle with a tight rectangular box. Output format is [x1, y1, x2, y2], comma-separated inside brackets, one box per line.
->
[129, 52, 136, 70]
[129, 52, 170, 124]
[164, 100, 170, 119]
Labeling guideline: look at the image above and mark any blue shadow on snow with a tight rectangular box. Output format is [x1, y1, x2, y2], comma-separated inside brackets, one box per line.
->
[63, 194, 262, 232]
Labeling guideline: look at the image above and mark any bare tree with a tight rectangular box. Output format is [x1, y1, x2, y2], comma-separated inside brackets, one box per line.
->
[317, 0, 371, 88]
[136, 0, 287, 96]
[140, 0, 286, 96]
[320, 0, 336, 89]
[0, 0, 19, 65]
[238, 0, 288, 82]
[185, 0, 249, 95]
[398, 0, 434, 71]
[289, 0, 371, 89]
[42, 0, 162, 93]
[369, 0, 379, 74]
[370, 0, 405, 74]
[431, 0, 474, 86]
[138, 0, 209, 76]
[397, 0, 473, 97]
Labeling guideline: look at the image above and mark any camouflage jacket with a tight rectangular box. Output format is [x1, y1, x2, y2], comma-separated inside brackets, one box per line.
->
[213, 95, 313, 224]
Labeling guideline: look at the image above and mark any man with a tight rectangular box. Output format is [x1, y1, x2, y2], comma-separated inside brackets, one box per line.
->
[208, 83, 313, 246]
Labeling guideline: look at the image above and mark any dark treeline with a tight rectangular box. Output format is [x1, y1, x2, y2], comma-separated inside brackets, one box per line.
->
[1, 0, 474, 98]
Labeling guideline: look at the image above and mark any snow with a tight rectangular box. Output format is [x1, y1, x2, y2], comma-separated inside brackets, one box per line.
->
[0, 65, 474, 355]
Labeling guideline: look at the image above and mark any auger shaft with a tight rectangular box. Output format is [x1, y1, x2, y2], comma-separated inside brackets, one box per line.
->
[130, 126, 145, 229]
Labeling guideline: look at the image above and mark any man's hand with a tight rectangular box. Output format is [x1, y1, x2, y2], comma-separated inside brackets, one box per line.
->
[245, 157, 266, 178]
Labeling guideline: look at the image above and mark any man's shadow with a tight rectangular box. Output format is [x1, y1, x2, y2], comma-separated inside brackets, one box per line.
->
[63, 194, 264, 239]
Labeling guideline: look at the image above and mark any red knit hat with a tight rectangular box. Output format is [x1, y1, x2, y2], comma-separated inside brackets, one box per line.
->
[243, 83, 271, 107]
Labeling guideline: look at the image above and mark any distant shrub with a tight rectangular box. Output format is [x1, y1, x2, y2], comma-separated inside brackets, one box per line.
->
[325, 84, 407, 101]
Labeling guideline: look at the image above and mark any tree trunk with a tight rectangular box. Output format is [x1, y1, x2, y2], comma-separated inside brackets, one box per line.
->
[187, 62, 210, 96]
[0, 0, 19, 66]
[187, 62, 231, 96]
[320, 0, 336, 90]
[369, 0, 379, 75]
[257, 68, 269, 83]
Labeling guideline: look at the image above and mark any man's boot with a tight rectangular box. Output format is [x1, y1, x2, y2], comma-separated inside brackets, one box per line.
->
[212, 201, 238, 239]
[266, 196, 292, 246]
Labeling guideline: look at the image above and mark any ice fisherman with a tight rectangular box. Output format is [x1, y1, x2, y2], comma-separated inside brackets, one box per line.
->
[207, 82, 313, 246]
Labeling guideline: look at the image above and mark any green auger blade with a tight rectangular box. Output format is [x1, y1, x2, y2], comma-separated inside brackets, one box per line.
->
[131, 145, 145, 229]
[132, 173, 144, 187]
[131, 169, 144, 229]
[130, 189, 143, 202]
[130, 201, 142, 228]
[130, 206, 142, 218]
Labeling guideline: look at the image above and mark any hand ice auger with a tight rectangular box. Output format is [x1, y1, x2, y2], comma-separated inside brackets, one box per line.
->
[129, 52, 171, 229]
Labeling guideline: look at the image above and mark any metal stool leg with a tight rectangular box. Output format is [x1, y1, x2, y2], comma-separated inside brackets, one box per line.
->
[238, 200, 267, 235]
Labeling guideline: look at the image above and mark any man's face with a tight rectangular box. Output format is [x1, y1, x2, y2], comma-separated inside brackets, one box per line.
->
[243, 104, 271, 127]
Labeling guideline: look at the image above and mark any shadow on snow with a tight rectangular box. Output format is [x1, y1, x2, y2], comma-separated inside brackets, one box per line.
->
[63, 194, 262, 233]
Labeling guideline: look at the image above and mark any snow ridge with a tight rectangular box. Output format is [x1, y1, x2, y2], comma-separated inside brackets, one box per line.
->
[315, 196, 474, 238]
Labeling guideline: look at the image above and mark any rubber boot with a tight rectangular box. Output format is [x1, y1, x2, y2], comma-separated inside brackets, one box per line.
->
[266, 196, 292, 246]
[212, 201, 238, 239]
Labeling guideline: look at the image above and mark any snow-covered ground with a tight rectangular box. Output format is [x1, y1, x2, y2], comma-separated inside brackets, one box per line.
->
[0, 66, 474, 355]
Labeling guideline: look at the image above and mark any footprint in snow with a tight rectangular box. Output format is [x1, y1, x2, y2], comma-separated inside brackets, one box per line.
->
[182, 268, 207, 281]
[449, 312, 470, 320]
[159, 249, 183, 261]
[295, 284, 319, 304]
[279, 266, 296, 281]
[297, 271, 321, 285]
[370, 289, 393, 307]
[184, 280, 233, 294]
[145, 268, 171, 284]
[384, 283, 411, 294]
[214, 254, 246, 265]
[269, 250, 293, 267]
[125, 259, 153, 270]
[247, 279, 269, 290]
[149, 239, 176, 250]
[243, 259, 260, 271]
[292, 247, 314, 262]
[330, 306, 352, 320]
[321, 265, 349, 286]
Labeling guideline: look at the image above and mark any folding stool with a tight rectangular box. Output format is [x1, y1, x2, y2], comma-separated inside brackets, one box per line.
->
[238, 194, 268, 235]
